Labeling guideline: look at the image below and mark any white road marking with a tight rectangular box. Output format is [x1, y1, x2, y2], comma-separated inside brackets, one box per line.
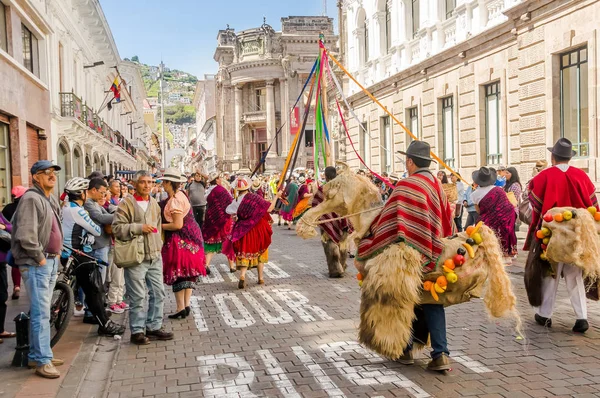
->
[242, 291, 293, 325]
[452, 351, 492, 373]
[189, 296, 208, 332]
[199, 266, 225, 283]
[257, 350, 301, 397]
[312, 272, 327, 280]
[263, 262, 290, 278]
[292, 346, 347, 397]
[320, 341, 430, 398]
[333, 285, 350, 293]
[213, 293, 256, 328]
[217, 263, 238, 282]
[273, 289, 334, 322]
[196, 354, 258, 397]
[297, 262, 308, 268]
[282, 254, 294, 260]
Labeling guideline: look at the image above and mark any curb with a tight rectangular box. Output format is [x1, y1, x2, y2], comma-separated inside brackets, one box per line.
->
[57, 313, 126, 398]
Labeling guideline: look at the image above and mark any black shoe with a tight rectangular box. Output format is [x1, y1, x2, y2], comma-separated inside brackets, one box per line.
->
[83, 316, 99, 325]
[146, 328, 174, 341]
[348, 253, 355, 259]
[168, 309, 187, 319]
[130, 333, 150, 345]
[185, 306, 191, 316]
[230, 267, 236, 273]
[329, 273, 343, 278]
[238, 278, 246, 289]
[534, 314, 552, 327]
[573, 319, 589, 333]
[205, 267, 211, 275]
[98, 320, 126, 336]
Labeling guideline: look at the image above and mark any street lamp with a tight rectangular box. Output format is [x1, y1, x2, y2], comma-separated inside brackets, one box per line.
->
[84, 61, 105, 69]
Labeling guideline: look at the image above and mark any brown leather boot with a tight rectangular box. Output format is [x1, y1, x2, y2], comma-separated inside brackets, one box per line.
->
[28, 358, 64, 369]
[146, 328, 174, 341]
[130, 333, 150, 345]
[427, 354, 451, 371]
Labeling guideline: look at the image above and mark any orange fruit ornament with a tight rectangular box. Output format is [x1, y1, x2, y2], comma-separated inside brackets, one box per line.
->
[536, 230, 545, 239]
[466, 226, 475, 236]
[444, 259, 455, 270]
[594, 213, 600, 222]
[436, 275, 448, 288]
[554, 213, 564, 223]
[357, 273, 363, 281]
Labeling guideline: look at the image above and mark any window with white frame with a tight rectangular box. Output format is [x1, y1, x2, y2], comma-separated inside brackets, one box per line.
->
[0, 1, 7, 52]
[442, 97, 454, 167]
[21, 24, 39, 76]
[385, 2, 392, 53]
[408, 107, 419, 142]
[360, 122, 370, 166]
[484, 82, 501, 165]
[412, 0, 420, 38]
[255, 87, 266, 111]
[446, 0, 456, 19]
[560, 47, 589, 157]
[0, 121, 10, 207]
[381, 116, 392, 173]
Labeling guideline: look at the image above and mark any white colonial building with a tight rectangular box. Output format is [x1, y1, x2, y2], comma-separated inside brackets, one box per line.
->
[214, 16, 338, 172]
[46, 0, 147, 190]
[341, 0, 600, 185]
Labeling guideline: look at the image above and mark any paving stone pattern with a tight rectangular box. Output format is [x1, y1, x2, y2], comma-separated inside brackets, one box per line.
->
[106, 228, 600, 398]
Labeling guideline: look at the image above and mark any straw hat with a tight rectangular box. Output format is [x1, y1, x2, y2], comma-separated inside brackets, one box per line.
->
[208, 171, 221, 183]
[298, 175, 306, 184]
[251, 178, 262, 190]
[161, 167, 187, 183]
[234, 176, 251, 191]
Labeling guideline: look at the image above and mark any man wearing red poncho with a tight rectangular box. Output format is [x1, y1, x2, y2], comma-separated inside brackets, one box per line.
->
[355, 141, 456, 371]
[226, 177, 281, 289]
[524, 138, 598, 333]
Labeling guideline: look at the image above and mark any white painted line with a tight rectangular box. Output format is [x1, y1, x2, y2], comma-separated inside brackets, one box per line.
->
[282, 254, 294, 260]
[257, 350, 301, 397]
[297, 262, 308, 268]
[199, 266, 225, 283]
[213, 293, 256, 328]
[451, 352, 492, 373]
[272, 248, 282, 253]
[196, 353, 258, 396]
[242, 291, 293, 325]
[189, 296, 208, 332]
[292, 346, 347, 397]
[333, 285, 350, 293]
[312, 272, 327, 280]
[320, 341, 430, 398]
[218, 263, 238, 282]
[273, 289, 333, 322]
[264, 262, 290, 279]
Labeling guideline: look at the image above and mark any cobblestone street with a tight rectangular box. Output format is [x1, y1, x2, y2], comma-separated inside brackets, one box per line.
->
[96, 228, 600, 398]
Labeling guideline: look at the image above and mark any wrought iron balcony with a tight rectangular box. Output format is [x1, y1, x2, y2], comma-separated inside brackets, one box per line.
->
[59, 92, 136, 158]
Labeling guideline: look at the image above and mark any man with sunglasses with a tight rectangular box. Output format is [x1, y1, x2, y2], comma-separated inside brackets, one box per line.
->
[11, 161, 64, 379]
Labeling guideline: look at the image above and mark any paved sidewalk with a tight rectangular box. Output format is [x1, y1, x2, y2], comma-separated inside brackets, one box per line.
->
[97, 229, 600, 398]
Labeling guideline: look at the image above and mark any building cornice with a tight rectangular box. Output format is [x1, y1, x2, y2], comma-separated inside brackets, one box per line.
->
[228, 59, 282, 73]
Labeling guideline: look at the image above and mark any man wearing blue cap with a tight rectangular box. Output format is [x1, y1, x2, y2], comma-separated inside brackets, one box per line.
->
[11, 160, 64, 379]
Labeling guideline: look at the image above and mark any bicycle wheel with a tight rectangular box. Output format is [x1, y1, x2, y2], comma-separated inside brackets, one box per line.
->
[50, 281, 74, 348]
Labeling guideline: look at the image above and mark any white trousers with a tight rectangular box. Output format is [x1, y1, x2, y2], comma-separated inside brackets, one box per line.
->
[534, 262, 587, 320]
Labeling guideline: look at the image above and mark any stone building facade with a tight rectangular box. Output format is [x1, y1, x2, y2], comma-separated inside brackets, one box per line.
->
[214, 16, 338, 172]
[341, 0, 600, 185]
[0, 0, 53, 205]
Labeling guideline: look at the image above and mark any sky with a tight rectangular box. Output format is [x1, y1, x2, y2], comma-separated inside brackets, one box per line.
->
[100, 0, 338, 78]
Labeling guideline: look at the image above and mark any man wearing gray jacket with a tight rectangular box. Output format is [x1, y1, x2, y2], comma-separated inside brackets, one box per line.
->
[11, 160, 64, 379]
[84, 178, 112, 283]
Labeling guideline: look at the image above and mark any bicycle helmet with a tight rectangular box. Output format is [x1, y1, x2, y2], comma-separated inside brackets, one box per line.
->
[64, 177, 89, 195]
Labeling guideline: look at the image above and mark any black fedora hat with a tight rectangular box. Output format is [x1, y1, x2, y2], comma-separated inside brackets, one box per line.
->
[472, 167, 497, 187]
[547, 138, 576, 158]
[397, 141, 436, 162]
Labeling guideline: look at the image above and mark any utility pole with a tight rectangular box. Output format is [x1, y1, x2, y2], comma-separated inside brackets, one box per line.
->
[160, 61, 166, 168]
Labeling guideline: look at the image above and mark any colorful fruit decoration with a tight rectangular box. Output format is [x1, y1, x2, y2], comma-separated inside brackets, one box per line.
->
[553, 213, 564, 223]
[543, 212, 554, 222]
[357, 272, 363, 287]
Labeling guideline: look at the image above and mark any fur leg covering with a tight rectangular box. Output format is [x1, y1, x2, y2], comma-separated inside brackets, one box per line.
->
[322, 234, 344, 277]
[358, 243, 422, 360]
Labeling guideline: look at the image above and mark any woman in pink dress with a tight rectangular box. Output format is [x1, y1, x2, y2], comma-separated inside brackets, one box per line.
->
[160, 168, 206, 319]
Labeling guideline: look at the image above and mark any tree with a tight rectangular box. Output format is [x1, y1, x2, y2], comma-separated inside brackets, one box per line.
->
[163, 104, 195, 124]
[131, 55, 139, 63]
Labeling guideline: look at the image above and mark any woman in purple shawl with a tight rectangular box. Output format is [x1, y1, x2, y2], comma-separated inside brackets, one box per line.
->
[160, 169, 206, 319]
[471, 167, 517, 263]
[203, 172, 236, 273]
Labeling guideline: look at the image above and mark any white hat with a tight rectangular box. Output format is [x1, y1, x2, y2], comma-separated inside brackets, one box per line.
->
[161, 167, 187, 183]
[234, 176, 251, 191]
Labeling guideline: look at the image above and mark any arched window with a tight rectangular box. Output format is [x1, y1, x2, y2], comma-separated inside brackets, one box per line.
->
[412, 0, 420, 38]
[85, 154, 92, 177]
[364, 21, 369, 64]
[57, 140, 71, 191]
[93, 153, 101, 172]
[356, 9, 368, 67]
[73, 146, 82, 177]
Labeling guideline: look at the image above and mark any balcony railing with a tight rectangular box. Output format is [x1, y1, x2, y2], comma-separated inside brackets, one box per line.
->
[60, 92, 137, 158]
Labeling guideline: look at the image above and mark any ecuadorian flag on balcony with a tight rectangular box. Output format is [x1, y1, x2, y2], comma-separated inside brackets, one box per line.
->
[110, 77, 121, 102]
